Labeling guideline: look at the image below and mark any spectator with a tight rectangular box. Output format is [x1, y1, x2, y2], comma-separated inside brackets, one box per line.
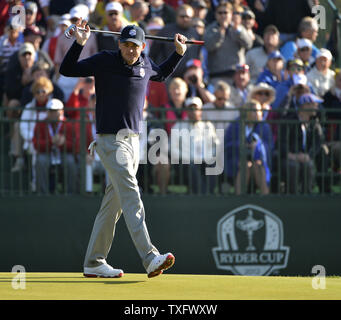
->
[20, 76, 54, 156]
[163, 77, 188, 135]
[248, 82, 276, 120]
[53, 4, 97, 101]
[229, 63, 254, 109]
[96, 1, 126, 52]
[241, 9, 263, 48]
[256, 50, 285, 89]
[144, 16, 164, 55]
[0, 0, 23, 37]
[124, 0, 149, 31]
[224, 99, 273, 195]
[144, 0, 176, 25]
[33, 98, 92, 194]
[278, 93, 330, 194]
[183, 58, 215, 104]
[294, 38, 314, 72]
[323, 69, 341, 174]
[149, 4, 201, 78]
[4, 42, 36, 115]
[246, 24, 280, 83]
[202, 80, 239, 131]
[307, 49, 335, 98]
[171, 96, 219, 194]
[0, 17, 23, 104]
[20, 60, 64, 106]
[41, 14, 71, 62]
[191, 0, 208, 23]
[24, 1, 39, 29]
[65, 77, 96, 120]
[272, 58, 313, 110]
[280, 16, 320, 61]
[203, 1, 253, 85]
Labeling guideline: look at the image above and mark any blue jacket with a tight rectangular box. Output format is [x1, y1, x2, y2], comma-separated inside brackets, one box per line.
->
[280, 40, 320, 62]
[256, 68, 284, 89]
[60, 41, 183, 134]
[224, 120, 274, 185]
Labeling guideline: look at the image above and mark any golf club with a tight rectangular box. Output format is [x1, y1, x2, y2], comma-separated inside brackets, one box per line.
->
[64, 24, 205, 45]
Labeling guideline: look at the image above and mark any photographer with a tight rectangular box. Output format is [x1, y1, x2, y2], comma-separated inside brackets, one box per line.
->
[183, 59, 215, 104]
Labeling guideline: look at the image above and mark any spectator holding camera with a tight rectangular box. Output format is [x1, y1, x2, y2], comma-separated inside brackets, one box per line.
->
[183, 58, 215, 104]
[204, 1, 253, 85]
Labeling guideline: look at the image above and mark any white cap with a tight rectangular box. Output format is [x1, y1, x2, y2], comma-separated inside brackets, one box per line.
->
[185, 97, 203, 108]
[47, 99, 64, 111]
[70, 4, 90, 19]
[297, 38, 312, 49]
[59, 14, 71, 27]
[316, 48, 333, 61]
[105, 1, 123, 13]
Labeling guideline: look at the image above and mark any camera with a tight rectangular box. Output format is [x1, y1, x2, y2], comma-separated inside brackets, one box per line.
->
[188, 74, 198, 85]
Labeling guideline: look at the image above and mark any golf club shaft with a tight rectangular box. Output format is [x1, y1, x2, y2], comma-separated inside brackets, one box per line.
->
[77, 27, 204, 45]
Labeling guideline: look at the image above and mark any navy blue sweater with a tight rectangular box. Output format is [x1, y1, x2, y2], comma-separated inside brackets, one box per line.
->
[59, 41, 183, 134]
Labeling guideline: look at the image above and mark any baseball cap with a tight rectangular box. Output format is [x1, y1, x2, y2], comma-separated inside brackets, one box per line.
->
[287, 58, 304, 69]
[25, 1, 38, 14]
[316, 48, 333, 61]
[235, 63, 250, 72]
[185, 96, 203, 108]
[23, 25, 44, 37]
[46, 99, 64, 111]
[268, 50, 284, 60]
[186, 59, 202, 69]
[242, 9, 255, 20]
[59, 14, 71, 27]
[19, 42, 36, 56]
[297, 38, 312, 49]
[191, 0, 207, 9]
[70, 4, 90, 20]
[298, 93, 323, 107]
[120, 25, 145, 47]
[105, 1, 123, 13]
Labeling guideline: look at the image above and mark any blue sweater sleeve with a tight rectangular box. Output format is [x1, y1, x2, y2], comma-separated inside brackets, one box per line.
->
[59, 41, 102, 77]
[149, 51, 183, 82]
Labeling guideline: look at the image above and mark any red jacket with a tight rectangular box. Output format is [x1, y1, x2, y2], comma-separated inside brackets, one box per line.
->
[33, 120, 93, 154]
[65, 92, 89, 120]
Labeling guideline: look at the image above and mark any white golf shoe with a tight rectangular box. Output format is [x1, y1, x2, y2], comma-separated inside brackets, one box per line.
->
[84, 263, 124, 278]
[147, 253, 175, 278]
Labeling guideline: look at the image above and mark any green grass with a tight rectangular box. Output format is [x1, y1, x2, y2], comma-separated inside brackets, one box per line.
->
[0, 273, 340, 300]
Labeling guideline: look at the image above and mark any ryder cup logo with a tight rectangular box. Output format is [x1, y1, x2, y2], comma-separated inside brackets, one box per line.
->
[212, 204, 290, 276]
[129, 29, 137, 36]
[140, 68, 145, 78]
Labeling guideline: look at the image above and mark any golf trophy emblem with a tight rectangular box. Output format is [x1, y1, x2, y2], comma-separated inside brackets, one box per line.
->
[236, 210, 264, 251]
[212, 204, 290, 276]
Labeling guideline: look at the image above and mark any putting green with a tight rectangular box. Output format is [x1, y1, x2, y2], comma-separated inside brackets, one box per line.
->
[0, 273, 340, 300]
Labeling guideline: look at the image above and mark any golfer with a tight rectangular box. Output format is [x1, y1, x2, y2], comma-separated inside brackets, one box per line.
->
[60, 19, 187, 278]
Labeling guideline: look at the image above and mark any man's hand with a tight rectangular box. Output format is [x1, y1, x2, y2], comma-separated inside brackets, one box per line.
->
[174, 33, 187, 56]
[74, 18, 90, 46]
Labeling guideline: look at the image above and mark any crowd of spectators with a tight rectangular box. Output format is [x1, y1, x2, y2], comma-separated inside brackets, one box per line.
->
[0, 0, 340, 195]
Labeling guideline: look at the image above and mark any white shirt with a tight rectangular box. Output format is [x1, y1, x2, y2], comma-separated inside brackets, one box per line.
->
[170, 120, 219, 164]
[307, 66, 335, 98]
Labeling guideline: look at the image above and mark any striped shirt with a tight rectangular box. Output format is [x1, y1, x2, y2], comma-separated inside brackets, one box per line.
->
[0, 34, 23, 73]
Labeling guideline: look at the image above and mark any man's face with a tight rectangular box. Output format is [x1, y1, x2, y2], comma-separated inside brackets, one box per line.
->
[215, 7, 232, 25]
[298, 46, 312, 62]
[25, 34, 42, 50]
[288, 64, 304, 77]
[19, 52, 35, 69]
[301, 102, 318, 118]
[315, 56, 330, 72]
[234, 70, 250, 88]
[118, 40, 145, 65]
[47, 110, 63, 122]
[188, 104, 202, 121]
[176, 8, 194, 29]
[267, 58, 284, 73]
[263, 31, 279, 48]
[106, 10, 122, 28]
[214, 90, 229, 108]
[303, 27, 318, 42]
[25, 9, 37, 26]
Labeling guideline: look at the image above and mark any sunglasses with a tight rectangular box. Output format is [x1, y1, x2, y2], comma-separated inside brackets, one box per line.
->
[299, 47, 311, 52]
[35, 89, 47, 95]
[290, 66, 304, 72]
[179, 14, 192, 19]
[255, 91, 270, 97]
[217, 11, 229, 15]
[108, 11, 119, 16]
